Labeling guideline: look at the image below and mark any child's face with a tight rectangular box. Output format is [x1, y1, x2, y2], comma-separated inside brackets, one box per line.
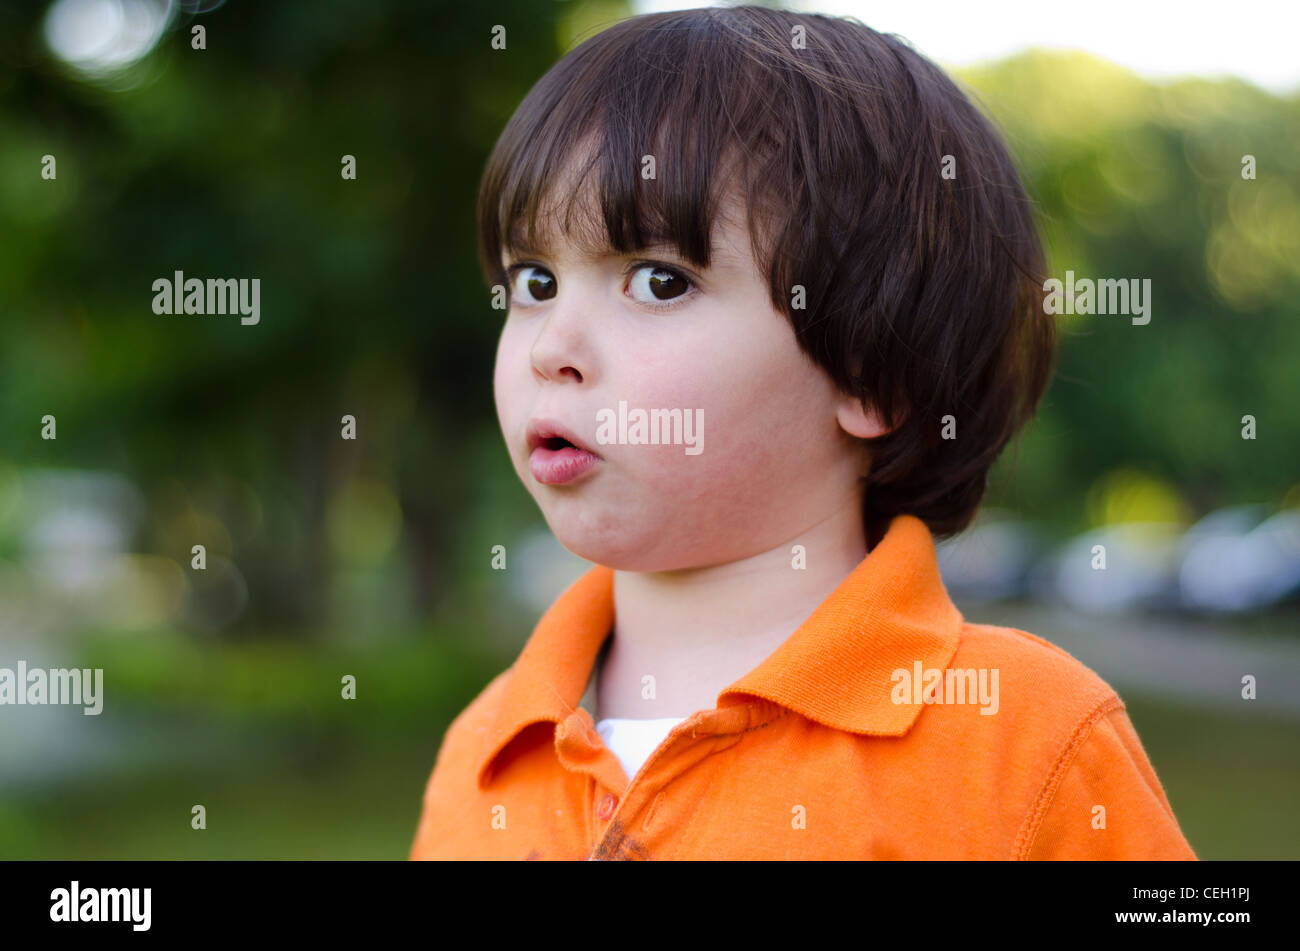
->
[494, 186, 881, 572]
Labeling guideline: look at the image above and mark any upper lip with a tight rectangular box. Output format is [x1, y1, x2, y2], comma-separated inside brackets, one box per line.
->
[526, 418, 599, 456]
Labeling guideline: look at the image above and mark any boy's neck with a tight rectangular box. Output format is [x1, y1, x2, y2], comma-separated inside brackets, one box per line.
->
[598, 493, 869, 720]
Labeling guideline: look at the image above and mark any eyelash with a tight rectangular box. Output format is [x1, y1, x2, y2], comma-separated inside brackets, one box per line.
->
[503, 260, 698, 312]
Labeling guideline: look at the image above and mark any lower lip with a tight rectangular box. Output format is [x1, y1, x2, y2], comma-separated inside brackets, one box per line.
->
[529, 445, 601, 484]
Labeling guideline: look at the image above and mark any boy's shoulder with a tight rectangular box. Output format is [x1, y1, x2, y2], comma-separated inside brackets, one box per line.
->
[943, 620, 1196, 859]
[440, 665, 514, 744]
[930, 619, 1132, 782]
[953, 618, 1121, 712]
[420, 666, 515, 791]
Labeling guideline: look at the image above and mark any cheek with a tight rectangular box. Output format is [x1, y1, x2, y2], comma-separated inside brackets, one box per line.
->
[492, 327, 538, 487]
[611, 340, 818, 493]
[493, 325, 525, 433]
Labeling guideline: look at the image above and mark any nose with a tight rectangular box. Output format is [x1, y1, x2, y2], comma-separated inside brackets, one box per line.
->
[528, 289, 591, 385]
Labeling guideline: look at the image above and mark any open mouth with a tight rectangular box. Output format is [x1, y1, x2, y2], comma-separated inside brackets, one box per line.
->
[528, 429, 601, 484]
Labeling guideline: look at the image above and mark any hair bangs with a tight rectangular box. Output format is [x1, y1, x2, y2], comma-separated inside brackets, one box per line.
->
[476, 10, 772, 290]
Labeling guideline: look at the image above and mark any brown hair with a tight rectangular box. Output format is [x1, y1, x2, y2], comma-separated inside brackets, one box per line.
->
[476, 5, 1056, 541]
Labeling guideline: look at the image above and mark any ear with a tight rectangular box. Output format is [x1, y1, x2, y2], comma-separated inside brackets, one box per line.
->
[835, 395, 891, 440]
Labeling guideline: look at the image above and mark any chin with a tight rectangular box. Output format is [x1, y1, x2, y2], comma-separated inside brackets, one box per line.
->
[553, 527, 725, 574]
[548, 522, 669, 572]
[551, 532, 643, 570]
[537, 490, 725, 571]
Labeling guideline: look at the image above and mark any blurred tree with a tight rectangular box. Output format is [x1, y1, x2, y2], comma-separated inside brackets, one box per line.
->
[0, 0, 578, 635]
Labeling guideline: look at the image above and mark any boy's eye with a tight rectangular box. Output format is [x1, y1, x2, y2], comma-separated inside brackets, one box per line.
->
[627, 264, 692, 305]
[509, 265, 557, 305]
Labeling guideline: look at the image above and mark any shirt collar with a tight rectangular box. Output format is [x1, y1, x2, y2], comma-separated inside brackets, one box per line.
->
[475, 514, 963, 788]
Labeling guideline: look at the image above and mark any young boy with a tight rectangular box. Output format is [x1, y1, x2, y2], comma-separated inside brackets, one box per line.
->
[410, 5, 1197, 860]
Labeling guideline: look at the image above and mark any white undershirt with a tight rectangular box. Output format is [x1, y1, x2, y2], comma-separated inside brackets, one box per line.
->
[594, 716, 687, 783]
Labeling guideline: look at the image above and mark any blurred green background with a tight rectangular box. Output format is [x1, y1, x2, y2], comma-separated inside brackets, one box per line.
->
[1, 0, 1297, 859]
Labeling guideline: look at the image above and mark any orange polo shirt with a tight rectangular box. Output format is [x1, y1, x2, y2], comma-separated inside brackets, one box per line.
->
[409, 514, 1197, 860]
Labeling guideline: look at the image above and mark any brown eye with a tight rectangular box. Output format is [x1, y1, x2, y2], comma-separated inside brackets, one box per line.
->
[628, 264, 692, 304]
[510, 265, 556, 304]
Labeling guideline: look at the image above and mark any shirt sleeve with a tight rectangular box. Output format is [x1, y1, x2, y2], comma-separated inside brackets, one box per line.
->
[1022, 703, 1198, 860]
[408, 715, 470, 860]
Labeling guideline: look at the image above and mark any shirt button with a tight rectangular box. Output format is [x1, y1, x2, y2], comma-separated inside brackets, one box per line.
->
[596, 793, 617, 820]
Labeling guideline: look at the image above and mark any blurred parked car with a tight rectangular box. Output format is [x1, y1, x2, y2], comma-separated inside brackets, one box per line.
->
[1039, 522, 1185, 614]
[1179, 507, 1300, 613]
[935, 511, 1044, 604]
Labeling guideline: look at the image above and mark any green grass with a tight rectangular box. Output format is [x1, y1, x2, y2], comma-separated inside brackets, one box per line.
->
[0, 724, 447, 859]
[0, 623, 502, 859]
[1123, 695, 1300, 859]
